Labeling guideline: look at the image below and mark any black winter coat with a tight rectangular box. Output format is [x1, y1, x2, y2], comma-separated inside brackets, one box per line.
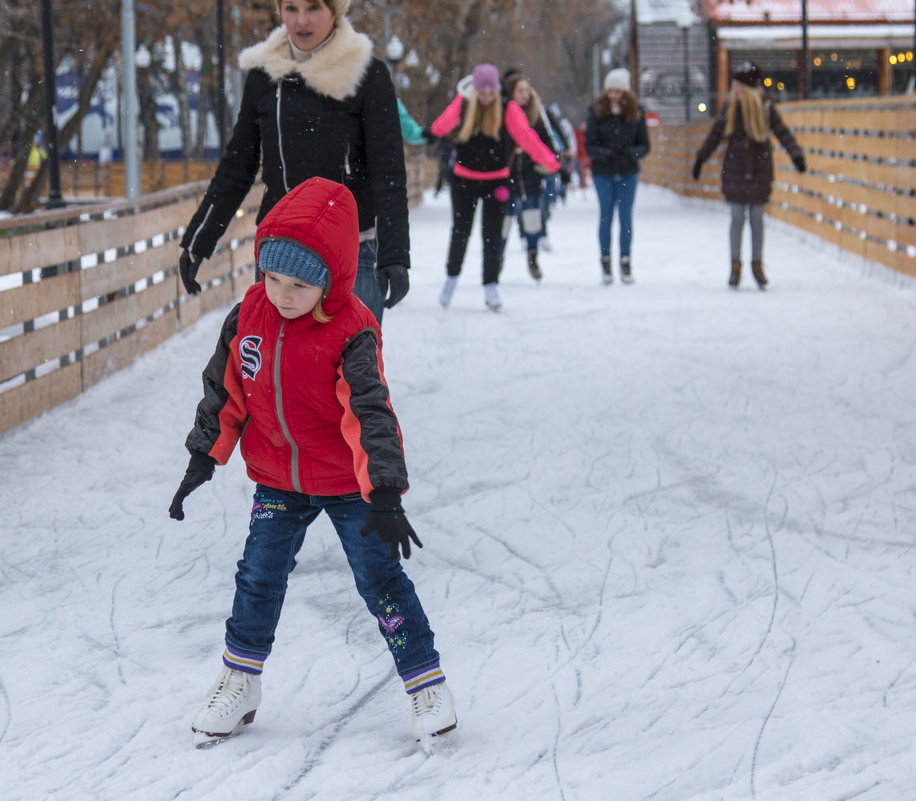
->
[180, 21, 409, 271]
[585, 104, 650, 176]
[695, 94, 803, 205]
[509, 114, 558, 199]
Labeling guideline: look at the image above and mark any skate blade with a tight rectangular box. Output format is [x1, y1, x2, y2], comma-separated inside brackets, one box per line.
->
[415, 719, 458, 742]
[191, 710, 256, 749]
[416, 721, 458, 755]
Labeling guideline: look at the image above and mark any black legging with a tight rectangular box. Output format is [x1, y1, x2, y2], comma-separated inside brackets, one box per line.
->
[446, 176, 507, 285]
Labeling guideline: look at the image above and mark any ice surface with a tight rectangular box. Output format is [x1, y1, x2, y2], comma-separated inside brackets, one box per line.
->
[1, 184, 915, 801]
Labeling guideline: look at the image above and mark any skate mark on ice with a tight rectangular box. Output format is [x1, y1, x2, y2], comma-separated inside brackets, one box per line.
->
[278, 667, 396, 793]
[0, 678, 9, 743]
[749, 656, 794, 800]
[547, 682, 568, 801]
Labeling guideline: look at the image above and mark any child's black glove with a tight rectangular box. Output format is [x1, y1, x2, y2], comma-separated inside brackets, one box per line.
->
[179, 248, 204, 295]
[360, 488, 423, 560]
[691, 158, 703, 180]
[169, 451, 216, 520]
[378, 264, 410, 309]
[792, 155, 806, 173]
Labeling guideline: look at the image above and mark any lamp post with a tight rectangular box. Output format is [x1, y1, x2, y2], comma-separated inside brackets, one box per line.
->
[676, 10, 694, 122]
[120, 0, 141, 199]
[216, 0, 226, 153]
[801, 0, 811, 98]
[40, 0, 64, 208]
[386, 34, 404, 81]
[134, 43, 151, 169]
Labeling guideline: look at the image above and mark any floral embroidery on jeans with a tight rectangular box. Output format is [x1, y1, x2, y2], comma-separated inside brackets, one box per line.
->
[376, 596, 407, 653]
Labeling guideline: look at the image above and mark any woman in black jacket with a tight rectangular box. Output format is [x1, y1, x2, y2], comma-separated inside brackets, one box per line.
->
[503, 73, 562, 282]
[585, 68, 650, 285]
[178, 0, 409, 323]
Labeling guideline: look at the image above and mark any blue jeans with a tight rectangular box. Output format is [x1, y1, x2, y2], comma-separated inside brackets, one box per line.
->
[352, 238, 385, 323]
[224, 486, 440, 681]
[593, 173, 639, 259]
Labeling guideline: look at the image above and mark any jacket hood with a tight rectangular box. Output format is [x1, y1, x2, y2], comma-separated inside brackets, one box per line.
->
[254, 177, 359, 316]
[239, 19, 373, 101]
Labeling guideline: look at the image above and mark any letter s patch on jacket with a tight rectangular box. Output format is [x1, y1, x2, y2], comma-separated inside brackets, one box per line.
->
[239, 336, 263, 380]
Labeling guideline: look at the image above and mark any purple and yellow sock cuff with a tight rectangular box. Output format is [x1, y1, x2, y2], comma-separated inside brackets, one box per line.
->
[402, 661, 445, 695]
[223, 644, 265, 675]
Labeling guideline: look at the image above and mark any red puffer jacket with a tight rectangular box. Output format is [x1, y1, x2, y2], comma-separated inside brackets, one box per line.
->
[185, 177, 408, 500]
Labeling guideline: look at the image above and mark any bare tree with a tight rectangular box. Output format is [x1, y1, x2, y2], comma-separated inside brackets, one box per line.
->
[0, 0, 122, 211]
[0, 0, 621, 209]
[352, 0, 621, 126]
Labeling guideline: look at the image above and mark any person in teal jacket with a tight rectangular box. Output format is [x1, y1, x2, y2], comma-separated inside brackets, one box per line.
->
[397, 98, 430, 145]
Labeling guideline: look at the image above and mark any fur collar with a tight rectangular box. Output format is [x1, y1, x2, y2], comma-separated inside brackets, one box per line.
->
[239, 19, 373, 101]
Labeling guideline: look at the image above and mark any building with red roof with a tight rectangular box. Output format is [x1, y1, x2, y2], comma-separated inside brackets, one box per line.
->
[632, 0, 914, 123]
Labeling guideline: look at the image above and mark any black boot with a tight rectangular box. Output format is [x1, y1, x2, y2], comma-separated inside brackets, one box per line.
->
[751, 259, 768, 289]
[729, 260, 741, 289]
[601, 256, 613, 285]
[620, 256, 633, 284]
[527, 249, 542, 281]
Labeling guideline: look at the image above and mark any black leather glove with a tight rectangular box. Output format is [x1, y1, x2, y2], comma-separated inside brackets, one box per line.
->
[169, 451, 216, 520]
[179, 249, 205, 295]
[792, 155, 806, 173]
[421, 127, 437, 143]
[360, 488, 423, 560]
[692, 158, 703, 180]
[378, 264, 410, 309]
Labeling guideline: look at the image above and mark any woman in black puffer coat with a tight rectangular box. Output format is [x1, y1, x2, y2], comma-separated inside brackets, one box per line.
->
[692, 61, 806, 289]
[585, 68, 650, 285]
[179, 0, 408, 323]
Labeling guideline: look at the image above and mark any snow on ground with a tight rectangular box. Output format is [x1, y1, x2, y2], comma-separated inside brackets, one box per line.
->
[1, 183, 915, 801]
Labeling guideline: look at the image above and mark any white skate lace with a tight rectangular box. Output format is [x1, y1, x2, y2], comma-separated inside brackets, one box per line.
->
[206, 669, 249, 714]
[412, 686, 441, 718]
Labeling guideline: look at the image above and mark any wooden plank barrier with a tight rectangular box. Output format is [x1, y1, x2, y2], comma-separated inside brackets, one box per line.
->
[0, 154, 435, 434]
[641, 95, 915, 278]
[0, 181, 261, 434]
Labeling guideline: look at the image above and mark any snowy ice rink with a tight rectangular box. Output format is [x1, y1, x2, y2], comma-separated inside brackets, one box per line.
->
[2, 183, 915, 801]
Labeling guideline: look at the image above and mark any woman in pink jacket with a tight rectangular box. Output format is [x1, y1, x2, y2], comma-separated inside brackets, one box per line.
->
[431, 64, 559, 311]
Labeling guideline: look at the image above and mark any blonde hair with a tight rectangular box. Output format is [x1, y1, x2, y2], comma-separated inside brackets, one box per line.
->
[725, 87, 769, 143]
[312, 297, 332, 323]
[454, 92, 503, 143]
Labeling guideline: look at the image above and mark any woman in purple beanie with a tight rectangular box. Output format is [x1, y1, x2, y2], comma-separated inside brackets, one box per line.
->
[430, 63, 559, 311]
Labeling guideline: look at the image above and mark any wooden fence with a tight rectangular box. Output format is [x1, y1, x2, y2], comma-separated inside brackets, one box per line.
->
[5, 101, 912, 435]
[56, 160, 220, 199]
[641, 95, 916, 277]
[0, 157, 434, 435]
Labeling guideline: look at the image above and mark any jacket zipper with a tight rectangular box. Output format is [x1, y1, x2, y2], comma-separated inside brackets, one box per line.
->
[343, 142, 351, 179]
[276, 82, 290, 193]
[187, 203, 214, 253]
[273, 322, 301, 492]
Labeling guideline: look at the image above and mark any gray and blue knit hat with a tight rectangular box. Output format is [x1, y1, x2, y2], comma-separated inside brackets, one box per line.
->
[257, 239, 329, 289]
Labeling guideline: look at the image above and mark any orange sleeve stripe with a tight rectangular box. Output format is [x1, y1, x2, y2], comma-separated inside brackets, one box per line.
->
[336, 368, 372, 501]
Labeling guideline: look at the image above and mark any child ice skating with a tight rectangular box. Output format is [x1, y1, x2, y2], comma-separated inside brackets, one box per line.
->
[169, 176, 456, 747]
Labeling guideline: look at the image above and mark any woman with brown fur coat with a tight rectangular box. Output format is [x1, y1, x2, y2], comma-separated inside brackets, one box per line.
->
[692, 62, 806, 289]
